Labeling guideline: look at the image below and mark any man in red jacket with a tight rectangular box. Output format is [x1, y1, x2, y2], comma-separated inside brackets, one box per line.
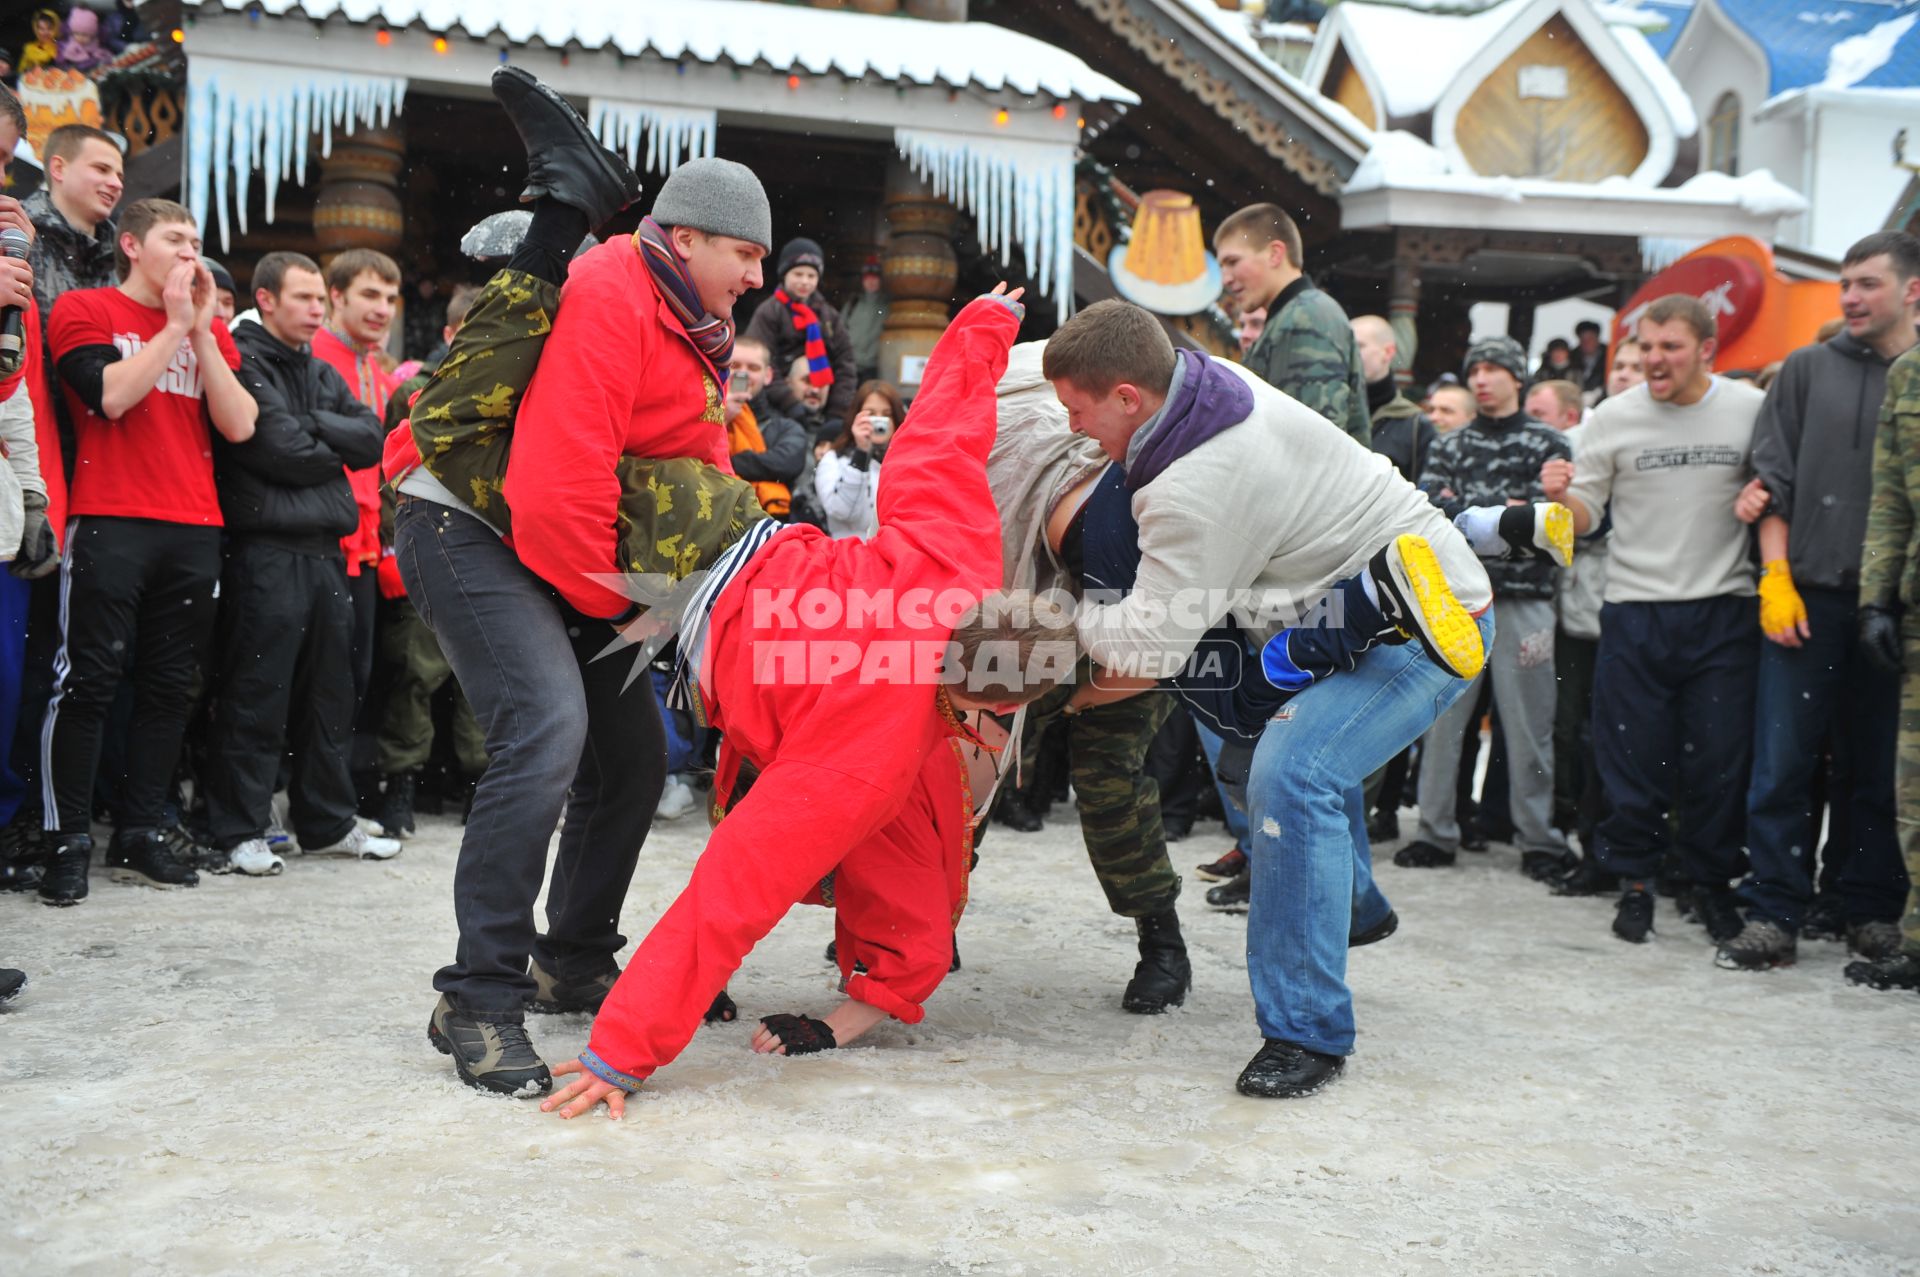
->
[385, 69, 768, 1097]
[540, 290, 1056, 1120]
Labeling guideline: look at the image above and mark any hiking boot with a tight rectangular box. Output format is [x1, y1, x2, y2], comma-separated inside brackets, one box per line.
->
[377, 771, 418, 839]
[1714, 918, 1797, 971]
[1552, 858, 1618, 897]
[1369, 533, 1485, 680]
[1121, 908, 1192, 1014]
[303, 823, 402, 860]
[1801, 894, 1846, 942]
[1847, 919, 1904, 962]
[1350, 908, 1399, 948]
[1206, 870, 1250, 909]
[1613, 886, 1655, 943]
[37, 835, 91, 907]
[1366, 809, 1400, 845]
[993, 790, 1043, 833]
[1196, 847, 1246, 882]
[492, 67, 642, 227]
[1393, 840, 1456, 869]
[158, 822, 228, 874]
[226, 837, 285, 878]
[1842, 951, 1920, 992]
[528, 959, 619, 1015]
[1496, 502, 1575, 568]
[1236, 1039, 1344, 1098]
[1520, 850, 1576, 883]
[427, 996, 553, 1097]
[105, 830, 200, 890]
[0, 968, 24, 1005]
[1679, 886, 1744, 943]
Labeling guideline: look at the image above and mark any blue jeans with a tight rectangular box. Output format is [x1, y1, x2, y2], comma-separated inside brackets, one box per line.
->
[1246, 612, 1491, 1055]
[1742, 587, 1904, 929]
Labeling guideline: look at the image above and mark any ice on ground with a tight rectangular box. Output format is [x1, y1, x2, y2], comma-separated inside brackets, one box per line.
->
[3, 809, 1918, 1274]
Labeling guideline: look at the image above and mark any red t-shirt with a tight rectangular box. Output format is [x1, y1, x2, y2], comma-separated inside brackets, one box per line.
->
[48, 288, 239, 526]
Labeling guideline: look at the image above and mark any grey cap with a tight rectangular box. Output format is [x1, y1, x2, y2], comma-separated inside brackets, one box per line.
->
[651, 158, 772, 252]
[1462, 334, 1528, 384]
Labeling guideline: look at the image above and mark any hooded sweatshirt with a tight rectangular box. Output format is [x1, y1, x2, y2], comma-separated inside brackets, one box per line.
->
[1751, 332, 1905, 591]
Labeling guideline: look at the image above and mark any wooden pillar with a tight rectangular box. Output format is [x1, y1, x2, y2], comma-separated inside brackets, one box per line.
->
[1388, 251, 1422, 389]
[313, 127, 405, 270]
[879, 163, 960, 392]
[1508, 302, 1537, 355]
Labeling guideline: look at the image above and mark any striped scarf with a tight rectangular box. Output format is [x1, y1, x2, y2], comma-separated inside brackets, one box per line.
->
[776, 287, 833, 388]
[634, 217, 734, 374]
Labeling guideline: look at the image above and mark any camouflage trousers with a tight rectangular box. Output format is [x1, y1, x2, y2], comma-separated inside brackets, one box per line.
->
[1900, 619, 1920, 955]
[1022, 660, 1180, 918]
[375, 597, 487, 777]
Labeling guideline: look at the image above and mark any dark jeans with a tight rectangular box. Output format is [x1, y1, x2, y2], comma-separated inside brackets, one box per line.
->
[1741, 587, 1905, 929]
[202, 539, 359, 850]
[1554, 630, 1602, 847]
[41, 517, 221, 837]
[396, 497, 665, 1015]
[1592, 596, 1757, 884]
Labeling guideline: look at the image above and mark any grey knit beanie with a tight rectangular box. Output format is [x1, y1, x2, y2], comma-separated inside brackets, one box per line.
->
[1462, 334, 1528, 385]
[651, 158, 772, 252]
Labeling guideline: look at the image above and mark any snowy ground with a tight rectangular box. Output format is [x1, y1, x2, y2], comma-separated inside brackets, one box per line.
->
[4, 807, 1919, 1276]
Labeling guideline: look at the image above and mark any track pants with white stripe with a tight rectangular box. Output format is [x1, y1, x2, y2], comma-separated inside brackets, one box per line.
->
[41, 516, 220, 838]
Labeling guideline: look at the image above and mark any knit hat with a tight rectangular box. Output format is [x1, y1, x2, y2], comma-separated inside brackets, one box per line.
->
[777, 237, 825, 279]
[1462, 334, 1527, 385]
[651, 158, 772, 253]
[202, 258, 236, 296]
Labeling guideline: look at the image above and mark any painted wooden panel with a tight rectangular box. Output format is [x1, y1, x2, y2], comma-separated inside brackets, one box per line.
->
[1324, 46, 1380, 131]
[1456, 14, 1648, 182]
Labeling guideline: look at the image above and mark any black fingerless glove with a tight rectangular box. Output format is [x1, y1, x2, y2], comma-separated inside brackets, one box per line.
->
[759, 1013, 837, 1055]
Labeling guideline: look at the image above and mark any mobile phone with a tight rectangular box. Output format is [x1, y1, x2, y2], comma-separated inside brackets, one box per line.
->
[728, 370, 752, 393]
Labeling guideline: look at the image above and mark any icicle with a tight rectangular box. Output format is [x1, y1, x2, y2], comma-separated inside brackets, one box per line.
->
[184, 55, 408, 252]
[588, 100, 718, 177]
[895, 128, 1077, 324]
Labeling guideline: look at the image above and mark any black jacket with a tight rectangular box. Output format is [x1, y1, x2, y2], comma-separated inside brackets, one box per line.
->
[730, 400, 809, 487]
[1366, 380, 1437, 482]
[219, 320, 384, 550]
[743, 292, 861, 423]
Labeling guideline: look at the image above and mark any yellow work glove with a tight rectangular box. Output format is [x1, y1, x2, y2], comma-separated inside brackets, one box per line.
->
[1758, 559, 1809, 643]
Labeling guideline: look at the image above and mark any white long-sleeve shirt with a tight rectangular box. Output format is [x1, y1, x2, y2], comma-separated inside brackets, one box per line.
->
[814, 448, 880, 539]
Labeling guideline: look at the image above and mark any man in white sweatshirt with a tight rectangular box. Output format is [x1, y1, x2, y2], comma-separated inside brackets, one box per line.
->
[1045, 300, 1493, 1099]
[1542, 294, 1765, 947]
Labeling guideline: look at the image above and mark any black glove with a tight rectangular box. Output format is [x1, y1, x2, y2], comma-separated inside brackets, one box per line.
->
[1859, 603, 1903, 676]
[757, 1013, 837, 1055]
[9, 499, 57, 580]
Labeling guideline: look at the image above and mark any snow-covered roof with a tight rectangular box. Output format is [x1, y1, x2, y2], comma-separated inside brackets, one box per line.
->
[177, 0, 1138, 105]
[1669, 0, 1920, 97]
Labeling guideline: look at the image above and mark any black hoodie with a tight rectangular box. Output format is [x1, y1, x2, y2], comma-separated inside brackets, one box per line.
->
[1751, 331, 1904, 591]
[219, 319, 384, 552]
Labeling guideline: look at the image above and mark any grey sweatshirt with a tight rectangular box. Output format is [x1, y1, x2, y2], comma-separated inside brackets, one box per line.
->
[1565, 377, 1765, 604]
[1751, 332, 1901, 591]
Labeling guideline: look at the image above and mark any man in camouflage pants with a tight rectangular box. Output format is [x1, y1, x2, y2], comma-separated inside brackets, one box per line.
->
[1857, 343, 1920, 992]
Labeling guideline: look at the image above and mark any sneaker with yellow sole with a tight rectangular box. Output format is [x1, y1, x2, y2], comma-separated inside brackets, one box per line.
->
[1369, 533, 1486, 681]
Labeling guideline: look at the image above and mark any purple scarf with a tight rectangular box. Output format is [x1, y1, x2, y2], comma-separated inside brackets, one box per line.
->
[635, 217, 734, 374]
[1124, 349, 1255, 490]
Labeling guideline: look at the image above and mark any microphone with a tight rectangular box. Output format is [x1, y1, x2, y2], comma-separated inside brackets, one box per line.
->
[0, 226, 28, 378]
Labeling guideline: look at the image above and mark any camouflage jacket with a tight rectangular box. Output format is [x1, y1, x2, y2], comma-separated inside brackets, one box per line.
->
[1419, 411, 1572, 600]
[1244, 276, 1371, 446]
[1861, 347, 1920, 611]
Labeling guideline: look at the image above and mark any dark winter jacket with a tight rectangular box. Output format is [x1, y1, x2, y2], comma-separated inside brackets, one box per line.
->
[1752, 332, 1900, 592]
[220, 319, 384, 551]
[728, 406, 808, 488]
[742, 292, 861, 424]
[1418, 409, 1572, 600]
[1367, 380, 1437, 482]
[22, 189, 117, 320]
[1244, 274, 1371, 445]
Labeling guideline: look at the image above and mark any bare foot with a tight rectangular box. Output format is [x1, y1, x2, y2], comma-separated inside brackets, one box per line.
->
[750, 997, 888, 1055]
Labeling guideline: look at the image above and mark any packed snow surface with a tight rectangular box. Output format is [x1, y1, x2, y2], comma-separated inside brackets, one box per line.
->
[4, 808, 1918, 1274]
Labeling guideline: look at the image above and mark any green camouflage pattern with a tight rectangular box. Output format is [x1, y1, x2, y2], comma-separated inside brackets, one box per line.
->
[1243, 280, 1371, 446]
[1023, 662, 1180, 917]
[1862, 347, 1920, 611]
[399, 268, 769, 593]
[376, 598, 488, 777]
[1901, 617, 1920, 956]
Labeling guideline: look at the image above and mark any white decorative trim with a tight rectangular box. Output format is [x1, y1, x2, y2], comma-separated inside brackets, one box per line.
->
[185, 54, 406, 251]
[1430, 0, 1677, 187]
[895, 128, 1076, 325]
[588, 100, 716, 176]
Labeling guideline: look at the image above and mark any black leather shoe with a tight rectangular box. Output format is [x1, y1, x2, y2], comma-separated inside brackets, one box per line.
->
[1121, 908, 1192, 1014]
[1349, 908, 1399, 948]
[1236, 1039, 1345, 1098]
[993, 792, 1043, 833]
[1520, 849, 1576, 883]
[492, 67, 642, 227]
[37, 835, 92, 907]
[1366, 809, 1400, 844]
[1206, 870, 1250, 909]
[1393, 840, 1456, 869]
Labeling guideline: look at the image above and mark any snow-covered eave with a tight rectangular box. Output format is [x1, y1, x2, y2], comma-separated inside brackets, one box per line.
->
[1756, 85, 1920, 122]
[176, 0, 1140, 108]
[1341, 176, 1806, 241]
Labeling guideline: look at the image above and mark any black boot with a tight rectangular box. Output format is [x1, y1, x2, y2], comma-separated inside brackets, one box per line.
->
[1237, 1039, 1345, 1098]
[1552, 857, 1618, 897]
[378, 771, 418, 839]
[992, 789, 1042, 833]
[492, 67, 642, 228]
[1206, 870, 1250, 910]
[1121, 908, 1192, 1014]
